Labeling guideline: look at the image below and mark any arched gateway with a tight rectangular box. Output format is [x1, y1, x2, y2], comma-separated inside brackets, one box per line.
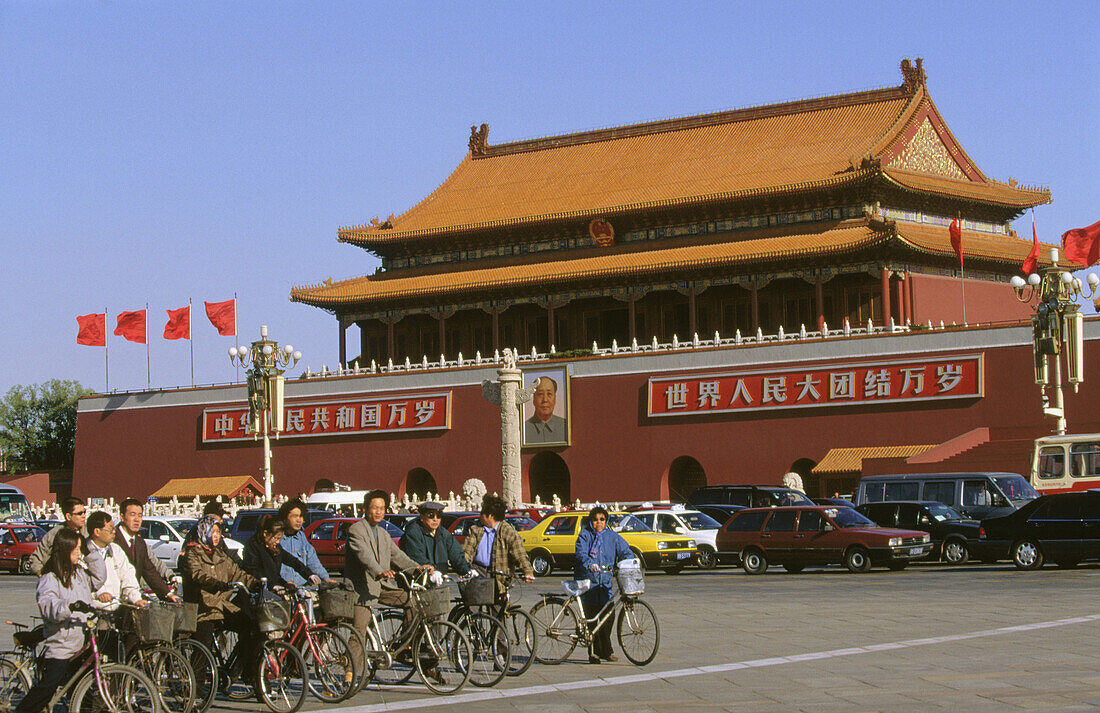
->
[667, 456, 707, 503]
[528, 452, 570, 505]
[405, 468, 437, 499]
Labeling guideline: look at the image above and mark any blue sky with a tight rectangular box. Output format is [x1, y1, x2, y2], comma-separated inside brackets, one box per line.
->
[2, 1, 1097, 395]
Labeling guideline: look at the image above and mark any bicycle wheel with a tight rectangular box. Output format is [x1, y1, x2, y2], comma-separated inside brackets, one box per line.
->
[0, 656, 31, 713]
[213, 630, 253, 701]
[412, 620, 471, 695]
[455, 612, 510, 688]
[173, 639, 217, 713]
[70, 663, 161, 713]
[502, 608, 536, 676]
[616, 597, 660, 666]
[128, 645, 196, 713]
[254, 640, 307, 713]
[372, 610, 415, 686]
[529, 598, 580, 665]
[327, 622, 368, 695]
[301, 626, 357, 703]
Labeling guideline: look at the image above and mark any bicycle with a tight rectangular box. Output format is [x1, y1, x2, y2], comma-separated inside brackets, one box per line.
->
[443, 573, 510, 688]
[312, 581, 370, 696]
[358, 569, 474, 695]
[481, 569, 537, 677]
[273, 585, 358, 703]
[112, 601, 198, 713]
[529, 562, 660, 666]
[0, 604, 162, 713]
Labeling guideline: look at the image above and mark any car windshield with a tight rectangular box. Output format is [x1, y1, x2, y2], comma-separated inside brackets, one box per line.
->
[167, 519, 196, 533]
[995, 476, 1038, 502]
[926, 504, 962, 521]
[680, 512, 721, 530]
[767, 490, 814, 506]
[506, 516, 537, 531]
[10, 527, 44, 543]
[828, 508, 876, 528]
[0, 494, 33, 522]
[608, 514, 650, 533]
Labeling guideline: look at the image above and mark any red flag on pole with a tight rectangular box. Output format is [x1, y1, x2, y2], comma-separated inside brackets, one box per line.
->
[1062, 220, 1100, 267]
[204, 298, 236, 336]
[1022, 215, 1041, 275]
[114, 309, 147, 344]
[163, 305, 191, 340]
[949, 218, 963, 268]
[76, 313, 106, 346]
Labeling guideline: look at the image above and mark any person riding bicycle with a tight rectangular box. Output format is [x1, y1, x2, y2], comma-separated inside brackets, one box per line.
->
[242, 514, 317, 587]
[277, 498, 333, 587]
[462, 494, 535, 599]
[85, 510, 147, 613]
[116, 497, 180, 602]
[574, 505, 633, 664]
[28, 496, 88, 576]
[182, 517, 260, 682]
[399, 500, 471, 576]
[16, 527, 107, 713]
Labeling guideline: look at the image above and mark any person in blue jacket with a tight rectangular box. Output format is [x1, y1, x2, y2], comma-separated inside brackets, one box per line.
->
[278, 498, 333, 587]
[573, 505, 633, 664]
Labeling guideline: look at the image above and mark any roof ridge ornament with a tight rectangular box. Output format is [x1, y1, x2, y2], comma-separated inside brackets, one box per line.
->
[900, 58, 926, 94]
[469, 123, 489, 156]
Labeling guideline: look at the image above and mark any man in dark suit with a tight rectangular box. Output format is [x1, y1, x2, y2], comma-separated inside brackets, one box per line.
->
[117, 497, 179, 601]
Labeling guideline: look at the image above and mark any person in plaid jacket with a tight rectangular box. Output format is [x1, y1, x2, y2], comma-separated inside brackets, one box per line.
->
[462, 494, 534, 596]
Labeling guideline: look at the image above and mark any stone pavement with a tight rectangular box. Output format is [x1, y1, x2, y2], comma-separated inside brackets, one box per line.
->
[3, 562, 1099, 711]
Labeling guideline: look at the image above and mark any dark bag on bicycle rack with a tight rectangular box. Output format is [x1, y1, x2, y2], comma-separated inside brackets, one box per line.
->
[318, 583, 356, 622]
[420, 587, 451, 619]
[172, 602, 199, 634]
[458, 576, 495, 606]
[132, 603, 176, 643]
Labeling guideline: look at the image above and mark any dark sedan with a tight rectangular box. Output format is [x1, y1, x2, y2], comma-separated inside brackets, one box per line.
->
[857, 501, 980, 564]
[978, 490, 1100, 570]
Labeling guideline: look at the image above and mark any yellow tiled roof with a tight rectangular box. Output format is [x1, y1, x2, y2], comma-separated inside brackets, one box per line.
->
[812, 445, 938, 474]
[150, 476, 263, 500]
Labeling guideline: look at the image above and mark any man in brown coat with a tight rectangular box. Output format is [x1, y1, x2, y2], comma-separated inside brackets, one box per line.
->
[463, 494, 535, 597]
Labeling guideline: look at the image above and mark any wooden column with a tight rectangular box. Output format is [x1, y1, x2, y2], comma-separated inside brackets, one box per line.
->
[492, 306, 500, 351]
[688, 288, 697, 337]
[438, 314, 446, 357]
[546, 302, 555, 349]
[387, 320, 395, 360]
[880, 269, 892, 327]
[895, 275, 907, 325]
[905, 273, 915, 324]
[628, 295, 636, 342]
[750, 283, 760, 334]
[359, 321, 369, 366]
[337, 319, 347, 368]
[815, 277, 825, 331]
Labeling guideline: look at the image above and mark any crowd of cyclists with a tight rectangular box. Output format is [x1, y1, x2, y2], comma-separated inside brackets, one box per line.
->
[4, 490, 650, 713]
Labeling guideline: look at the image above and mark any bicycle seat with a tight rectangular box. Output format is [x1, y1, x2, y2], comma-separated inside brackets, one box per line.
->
[561, 579, 591, 596]
[14, 625, 45, 649]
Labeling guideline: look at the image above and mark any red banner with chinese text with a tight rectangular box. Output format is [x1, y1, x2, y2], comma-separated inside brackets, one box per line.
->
[647, 356, 982, 417]
[202, 392, 452, 442]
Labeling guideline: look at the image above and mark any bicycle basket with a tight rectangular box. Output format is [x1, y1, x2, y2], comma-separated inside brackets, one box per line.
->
[132, 604, 176, 643]
[419, 587, 451, 619]
[172, 602, 199, 634]
[615, 568, 645, 596]
[459, 576, 495, 606]
[256, 599, 292, 633]
[318, 585, 356, 622]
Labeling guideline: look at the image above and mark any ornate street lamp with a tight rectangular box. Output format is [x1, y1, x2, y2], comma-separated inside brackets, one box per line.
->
[1011, 248, 1098, 434]
[229, 325, 301, 505]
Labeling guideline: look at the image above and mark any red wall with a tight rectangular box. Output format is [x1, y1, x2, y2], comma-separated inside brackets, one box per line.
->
[73, 329, 1100, 503]
[910, 274, 1033, 326]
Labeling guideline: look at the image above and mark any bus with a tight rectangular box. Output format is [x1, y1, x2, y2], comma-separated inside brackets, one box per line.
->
[0, 485, 33, 522]
[1031, 433, 1100, 493]
[306, 489, 371, 518]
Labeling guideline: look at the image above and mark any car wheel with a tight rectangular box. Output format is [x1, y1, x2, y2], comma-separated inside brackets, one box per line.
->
[530, 550, 553, 577]
[844, 546, 872, 573]
[19, 556, 31, 575]
[741, 548, 767, 575]
[696, 546, 718, 570]
[781, 563, 805, 573]
[941, 538, 969, 565]
[1012, 539, 1044, 570]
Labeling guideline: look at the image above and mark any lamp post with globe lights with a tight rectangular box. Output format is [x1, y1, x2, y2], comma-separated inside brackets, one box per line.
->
[228, 325, 301, 506]
[1010, 248, 1098, 435]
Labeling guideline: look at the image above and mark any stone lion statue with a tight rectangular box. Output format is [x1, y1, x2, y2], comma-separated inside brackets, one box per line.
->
[781, 472, 805, 493]
[461, 478, 488, 505]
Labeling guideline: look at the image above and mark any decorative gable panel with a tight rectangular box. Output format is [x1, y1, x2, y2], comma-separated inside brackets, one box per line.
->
[887, 118, 967, 180]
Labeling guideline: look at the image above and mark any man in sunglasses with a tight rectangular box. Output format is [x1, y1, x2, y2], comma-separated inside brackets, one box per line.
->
[29, 497, 89, 576]
[399, 501, 470, 576]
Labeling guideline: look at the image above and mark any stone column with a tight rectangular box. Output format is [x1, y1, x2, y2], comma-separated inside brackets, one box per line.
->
[481, 349, 535, 508]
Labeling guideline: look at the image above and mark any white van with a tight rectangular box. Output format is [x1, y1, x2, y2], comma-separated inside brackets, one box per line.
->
[307, 490, 371, 518]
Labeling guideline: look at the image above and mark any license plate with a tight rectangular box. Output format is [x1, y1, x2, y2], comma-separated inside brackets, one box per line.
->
[909, 547, 924, 555]
[675, 551, 691, 560]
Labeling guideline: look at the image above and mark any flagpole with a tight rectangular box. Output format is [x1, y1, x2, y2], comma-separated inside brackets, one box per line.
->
[234, 292, 240, 384]
[958, 213, 967, 325]
[105, 307, 110, 393]
[146, 302, 151, 389]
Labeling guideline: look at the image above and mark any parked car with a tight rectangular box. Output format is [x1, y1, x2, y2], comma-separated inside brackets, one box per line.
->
[716, 506, 932, 574]
[687, 485, 814, 509]
[631, 506, 723, 569]
[35, 519, 63, 533]
[854, 472, 1038, 521]
[384, 514, 418, 530]
[856, 501, 980, 564]
[443, 513, 539, 544]
[304, 517, 404, 573]
[227, 508, 335, 543]
[507, 507, 554, 522]
[977, 490, 1100, 570]
[140, 516, 244, 570]
[813, 497, 854, 508]
[0, 523, 45, 574]
[694, 504, 745, 530]
[520, 510, 696, 576]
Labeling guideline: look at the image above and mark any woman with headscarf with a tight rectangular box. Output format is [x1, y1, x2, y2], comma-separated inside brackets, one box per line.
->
[183, 515, 260, 681]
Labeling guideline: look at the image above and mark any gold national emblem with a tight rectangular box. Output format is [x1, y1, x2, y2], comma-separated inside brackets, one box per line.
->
[589, 218, 615, 247]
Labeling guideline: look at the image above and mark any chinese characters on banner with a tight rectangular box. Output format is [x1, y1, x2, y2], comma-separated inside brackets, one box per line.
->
[202, 392, 451, 442]
[647, 356, 982, 417]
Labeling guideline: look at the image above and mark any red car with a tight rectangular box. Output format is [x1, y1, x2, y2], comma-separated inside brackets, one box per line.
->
[0, 523, 46, 574]
[442, 513, 539, 545]
[304, 517, 403, 574]
[715, 506, 932, 574]
[507, 507, 553, 523]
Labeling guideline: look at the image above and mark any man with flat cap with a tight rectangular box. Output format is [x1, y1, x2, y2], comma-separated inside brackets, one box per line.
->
[399, 501, 470, 576]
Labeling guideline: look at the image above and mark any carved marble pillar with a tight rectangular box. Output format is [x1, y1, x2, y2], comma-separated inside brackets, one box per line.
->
[482, 349, 535, 508]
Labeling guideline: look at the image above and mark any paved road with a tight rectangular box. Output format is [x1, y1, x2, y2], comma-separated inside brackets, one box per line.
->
[3, 562, 1099, 712]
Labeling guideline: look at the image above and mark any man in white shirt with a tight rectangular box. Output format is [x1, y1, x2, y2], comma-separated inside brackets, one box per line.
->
[87, 511, 146, 611]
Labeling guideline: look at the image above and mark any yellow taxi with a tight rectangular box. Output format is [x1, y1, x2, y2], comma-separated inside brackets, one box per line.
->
[521, 510, 697, 576]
